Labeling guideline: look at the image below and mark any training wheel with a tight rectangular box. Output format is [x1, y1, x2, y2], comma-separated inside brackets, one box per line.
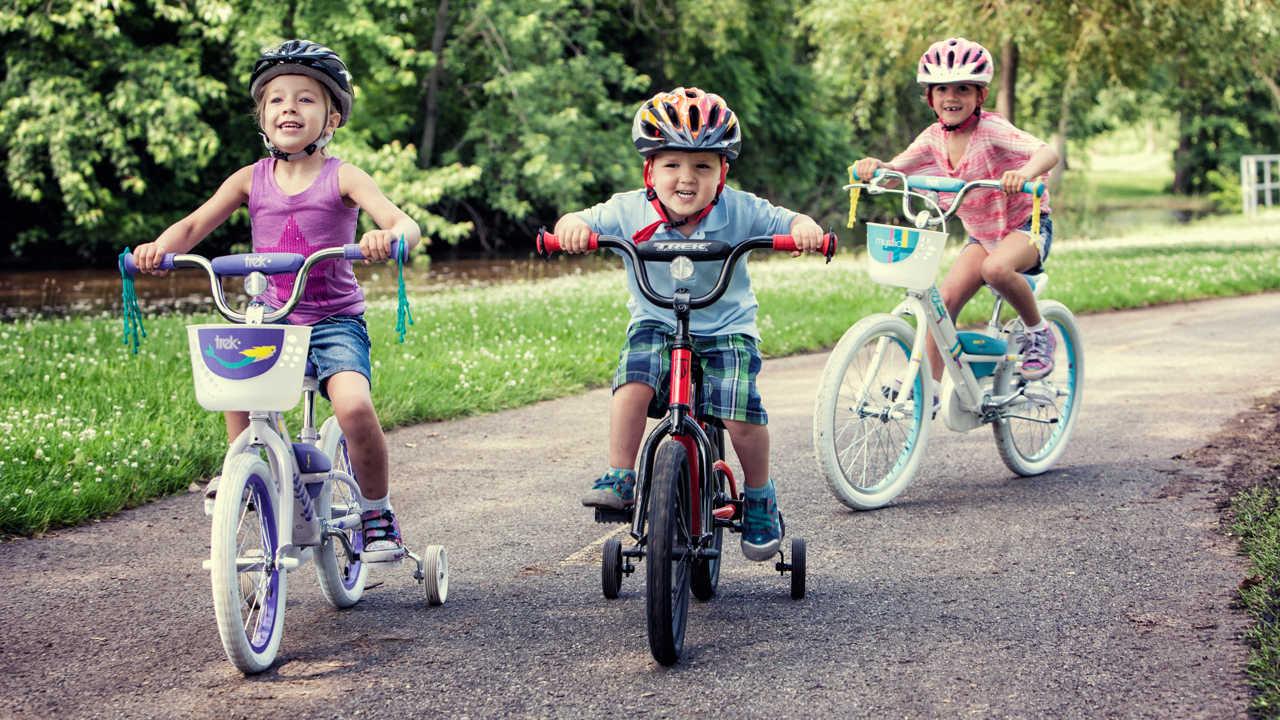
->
[423, 545, 448, 606]
[790, 538, 806, 600]
[602, 537, 624, 599]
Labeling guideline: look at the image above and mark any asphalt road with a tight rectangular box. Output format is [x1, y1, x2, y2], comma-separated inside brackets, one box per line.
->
[3, 293, 1277, 719]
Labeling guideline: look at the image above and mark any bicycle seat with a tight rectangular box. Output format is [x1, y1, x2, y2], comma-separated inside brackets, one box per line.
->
[293, 442, 332, 474]
[305, 360, 318, 379]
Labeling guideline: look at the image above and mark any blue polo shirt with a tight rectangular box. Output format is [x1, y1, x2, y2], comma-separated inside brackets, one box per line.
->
[575, 186, 796, 339]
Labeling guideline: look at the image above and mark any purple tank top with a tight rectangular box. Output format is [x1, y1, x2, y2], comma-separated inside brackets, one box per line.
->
[249, 156, 364, 325]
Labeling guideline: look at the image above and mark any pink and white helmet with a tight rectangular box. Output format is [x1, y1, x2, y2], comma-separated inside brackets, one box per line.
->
[916, 37, 994, 86]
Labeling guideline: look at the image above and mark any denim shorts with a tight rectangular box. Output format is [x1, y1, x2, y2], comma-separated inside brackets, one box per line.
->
[306, 314, 372, 398]
[613, 321, 768, 425]
[966, 215, 1054, 274]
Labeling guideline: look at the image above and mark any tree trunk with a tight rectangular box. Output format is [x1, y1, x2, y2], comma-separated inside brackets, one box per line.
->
[419, 0, 451, 168]
[1171, 111, 1194, 195]
[996, 39, 1018, 123]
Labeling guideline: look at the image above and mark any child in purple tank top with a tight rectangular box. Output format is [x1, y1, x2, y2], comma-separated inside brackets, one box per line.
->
[132, 40, 420, 563]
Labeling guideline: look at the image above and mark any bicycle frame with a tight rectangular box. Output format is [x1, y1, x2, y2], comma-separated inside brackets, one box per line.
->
[851, 169, 1045, 421]
[123, 243, 400, 569]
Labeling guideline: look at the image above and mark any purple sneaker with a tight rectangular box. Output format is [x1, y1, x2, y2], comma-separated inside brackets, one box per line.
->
[1019, 328, 1057, 381]
[360, 509, 406, 563]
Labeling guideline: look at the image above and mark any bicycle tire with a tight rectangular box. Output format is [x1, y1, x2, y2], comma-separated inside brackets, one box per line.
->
[315, 418, 368, 608]
[210, 453, 286, 674]
[813, 314, 933, 510]
[646, 441, 693, 666]
[993, 300, 1084, 475]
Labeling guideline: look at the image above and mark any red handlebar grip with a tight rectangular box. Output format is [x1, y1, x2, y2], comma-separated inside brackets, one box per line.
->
[536, 228, 598, 255]
[771, 232, 838, 257]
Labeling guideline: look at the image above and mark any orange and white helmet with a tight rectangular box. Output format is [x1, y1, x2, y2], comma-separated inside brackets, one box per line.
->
[916, 37, 994, 86]
[631, 87, 741, 159]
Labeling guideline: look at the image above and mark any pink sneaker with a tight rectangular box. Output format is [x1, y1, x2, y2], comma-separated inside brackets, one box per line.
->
[360, 509, 406, 563]
[1019, 328, 1057, 380]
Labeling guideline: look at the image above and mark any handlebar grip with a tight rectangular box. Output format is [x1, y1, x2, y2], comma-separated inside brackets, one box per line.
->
[342, 238, 405, 262]
[536, 228, 598, 255]
[1023, 181, 1045, 197]
[849, 166, 886, 182]
[771, 232, 839, 261]
[120, 250, 175, 277]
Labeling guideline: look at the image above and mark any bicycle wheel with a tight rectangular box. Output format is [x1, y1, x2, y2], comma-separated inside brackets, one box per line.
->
[646, 441, 693, 666]
[813, 314, 933, 510]
[315, 419, 368, 608]
[993, 300, 1084, 476]
[602, 537, 623, 599]
[210, 453, 286, 674]
[691, 428, 725, 602]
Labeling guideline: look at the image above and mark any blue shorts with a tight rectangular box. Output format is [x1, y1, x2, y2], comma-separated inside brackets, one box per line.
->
[306, 314, 372, 399]
[966, 215, 1054, 274]
[613, 321, 768, 425]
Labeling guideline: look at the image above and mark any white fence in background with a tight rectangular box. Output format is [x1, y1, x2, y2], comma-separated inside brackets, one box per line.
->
[1242, 154, 1280, 215]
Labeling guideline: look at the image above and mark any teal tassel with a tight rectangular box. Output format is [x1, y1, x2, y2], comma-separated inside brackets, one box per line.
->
[394, 235, 414, 344]
[118, 248, 147, 354]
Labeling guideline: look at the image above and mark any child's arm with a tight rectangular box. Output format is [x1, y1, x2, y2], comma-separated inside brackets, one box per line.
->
[552, 213, 596, 254]
[1000, 144, 1060, 195]
[132, 166, 253, 274]
[340, 165, 423, 261]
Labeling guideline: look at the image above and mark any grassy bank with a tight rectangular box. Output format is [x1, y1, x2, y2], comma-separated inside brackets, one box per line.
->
[1232, 482, 1280, 714]
[4, 210, 1280, 536]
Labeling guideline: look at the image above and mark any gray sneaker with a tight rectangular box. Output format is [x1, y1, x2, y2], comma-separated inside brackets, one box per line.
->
[1019, 328, 1058, 381]
[581, 469, 636, 510]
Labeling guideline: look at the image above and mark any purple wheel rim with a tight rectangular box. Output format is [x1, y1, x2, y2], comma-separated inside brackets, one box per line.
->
[244, 472, 281, 654]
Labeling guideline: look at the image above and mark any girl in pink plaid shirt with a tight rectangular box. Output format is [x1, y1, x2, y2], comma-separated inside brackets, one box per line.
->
[854, 37, 1061, 390]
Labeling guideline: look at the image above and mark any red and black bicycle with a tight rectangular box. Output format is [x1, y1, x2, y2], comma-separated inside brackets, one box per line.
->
[537, 228, 835, 665]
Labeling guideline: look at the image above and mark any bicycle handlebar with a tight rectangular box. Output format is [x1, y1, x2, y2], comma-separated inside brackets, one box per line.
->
[850, 167, 1044, 196]
[535, 229, 837, 310]
[846, 168, 1045, 230]
[120, 240, 405, 323]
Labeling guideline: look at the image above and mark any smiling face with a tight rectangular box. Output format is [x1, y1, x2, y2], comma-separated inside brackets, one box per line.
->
[257, 74, 340, 153]
[648, 150, 724, 223]
[928, 82, 988, 125]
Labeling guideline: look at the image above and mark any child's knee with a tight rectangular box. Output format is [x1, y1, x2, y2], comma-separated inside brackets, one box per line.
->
[723, 418, 767, 439]
[980, 255, 1016, 284]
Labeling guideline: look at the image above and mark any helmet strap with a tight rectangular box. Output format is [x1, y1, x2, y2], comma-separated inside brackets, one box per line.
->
[940, 108, 981, 133]
[259, 128, 332, 162]
[632, 157, 728, 243]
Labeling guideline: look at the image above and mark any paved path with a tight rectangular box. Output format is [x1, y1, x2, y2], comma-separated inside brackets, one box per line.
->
[3, 294, 1277, 718]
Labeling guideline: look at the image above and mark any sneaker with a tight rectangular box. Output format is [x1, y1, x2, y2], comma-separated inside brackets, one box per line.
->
[1019, 327, 1058, 381]
[360, 509, 406, 563]
[740, 482, 782, 561]
[581, 468, 636, 509]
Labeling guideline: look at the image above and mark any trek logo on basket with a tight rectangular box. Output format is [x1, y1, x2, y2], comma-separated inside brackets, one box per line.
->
[197, 327, 284, 380]
[868, 226, 920, 263]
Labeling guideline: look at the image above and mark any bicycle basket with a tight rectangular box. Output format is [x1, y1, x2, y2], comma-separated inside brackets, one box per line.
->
[186, 324, 311, 411]
[865, 223, 948, 290]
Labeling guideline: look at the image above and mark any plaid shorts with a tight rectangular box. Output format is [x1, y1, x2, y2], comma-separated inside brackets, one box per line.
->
[612, 321, 767, 425]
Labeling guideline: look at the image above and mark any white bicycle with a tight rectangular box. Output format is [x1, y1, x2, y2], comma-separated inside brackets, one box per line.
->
[122, 242, 448, 674]
[812, 169, 1083, 510]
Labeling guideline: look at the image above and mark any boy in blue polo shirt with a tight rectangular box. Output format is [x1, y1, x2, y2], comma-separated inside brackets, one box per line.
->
[554, 87, 824, 560]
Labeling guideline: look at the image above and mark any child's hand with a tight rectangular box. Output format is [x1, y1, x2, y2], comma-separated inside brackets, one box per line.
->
[1001, 169, 1030, 195]
[789, 217, 825, 257]
[556, 217, 595, 254]
[132, 241, 170, 276]
[359, 229, 397, 262]
[852, 157, 884, 182]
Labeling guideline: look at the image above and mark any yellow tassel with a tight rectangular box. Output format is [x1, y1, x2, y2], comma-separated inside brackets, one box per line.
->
[1029, 188, 1042, 246]
[847, 166, 860, 229]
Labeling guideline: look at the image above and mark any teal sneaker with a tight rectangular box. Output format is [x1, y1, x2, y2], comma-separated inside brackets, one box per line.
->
[581, 468, 636, 510]
[741, 481, 782, 561]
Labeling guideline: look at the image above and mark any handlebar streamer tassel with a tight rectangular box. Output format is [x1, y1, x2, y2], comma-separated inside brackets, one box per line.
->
[118, 248, 147, 354]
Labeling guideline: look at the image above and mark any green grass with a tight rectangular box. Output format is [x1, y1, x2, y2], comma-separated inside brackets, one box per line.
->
[1232, 486, 1280, 714]
[4, 209, 1280, 536]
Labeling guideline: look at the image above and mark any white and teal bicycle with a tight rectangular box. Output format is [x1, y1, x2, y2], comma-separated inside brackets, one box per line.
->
[121, 242, 448, 674]
[812, 169, 1083, 510]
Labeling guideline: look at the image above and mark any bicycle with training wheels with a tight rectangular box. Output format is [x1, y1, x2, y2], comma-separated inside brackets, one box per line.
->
[537, 228, 835, 665]
[812, 168, 1083, 510]
[121, 241, 448, 674]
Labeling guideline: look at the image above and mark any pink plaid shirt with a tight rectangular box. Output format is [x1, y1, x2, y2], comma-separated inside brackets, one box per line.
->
[888, 112, 1051, 243]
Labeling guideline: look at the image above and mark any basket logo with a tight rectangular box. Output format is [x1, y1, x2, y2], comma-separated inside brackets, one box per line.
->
[868, 225, 918, 263]
[197, 327, 285, 380]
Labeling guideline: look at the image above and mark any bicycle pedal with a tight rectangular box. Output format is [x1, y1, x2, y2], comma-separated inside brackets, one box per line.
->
[593, 507, 633, 524]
